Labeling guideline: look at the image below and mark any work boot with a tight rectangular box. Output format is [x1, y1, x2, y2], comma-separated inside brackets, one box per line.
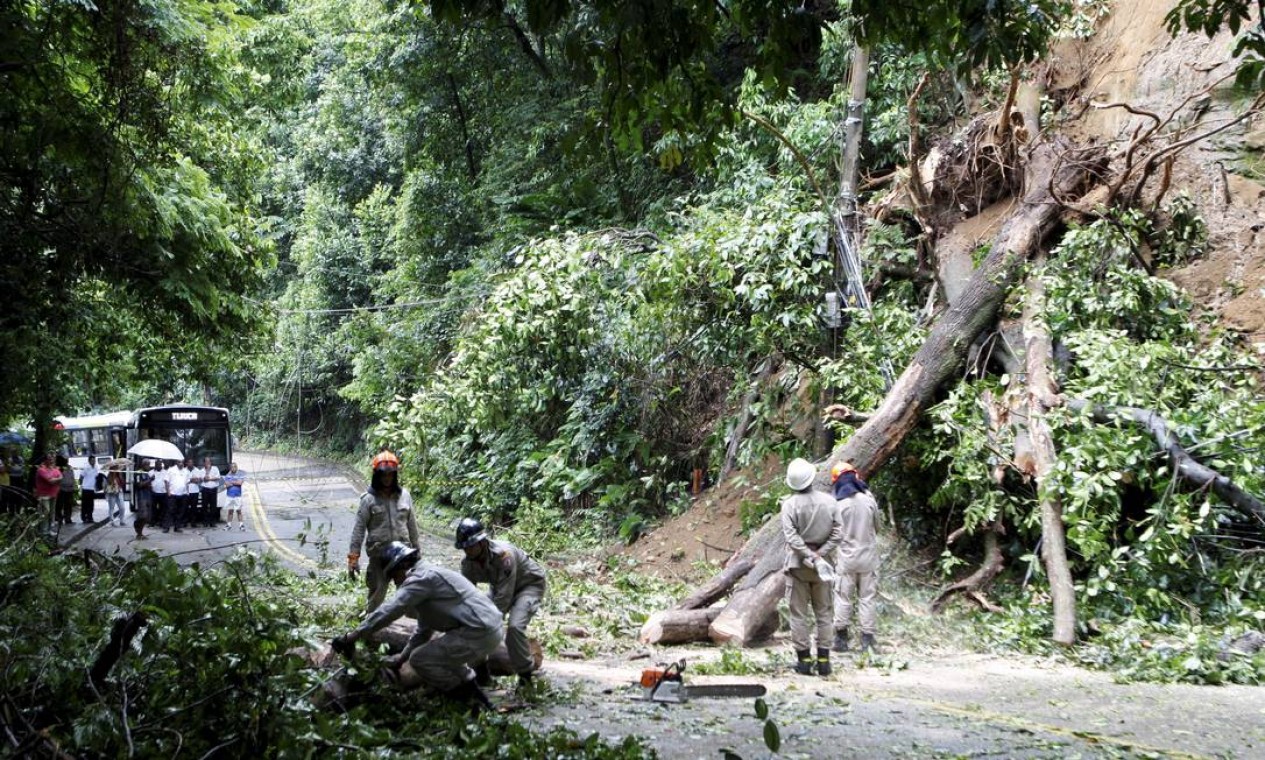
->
[860, 633, 878, 654]
[448, 679, 493, 715]
[832, 627, 850, 653]
[793, 650, 814, 675]
[473, 662, 493, 687]
[816, 649, 832, 677]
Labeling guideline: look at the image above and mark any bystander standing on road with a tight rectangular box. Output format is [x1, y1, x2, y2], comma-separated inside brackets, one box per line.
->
[35, 453, 61, 532]
[79, 455, 99, 524]
[199, 456, 221, 527]
[150, 461, 168, 528]
[185, 458, 202, 526]
[57, 455, 75, 525]
[222, 463, 246, 531]
[105, 466, 125, 526]
[133, 460, 154, 539]
[165, 459, 188, 533]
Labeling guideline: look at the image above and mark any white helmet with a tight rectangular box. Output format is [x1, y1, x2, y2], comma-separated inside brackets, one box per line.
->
[785, 458, 816, 491]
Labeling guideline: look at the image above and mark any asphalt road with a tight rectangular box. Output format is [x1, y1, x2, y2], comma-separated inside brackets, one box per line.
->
[61, 449, 451, 571]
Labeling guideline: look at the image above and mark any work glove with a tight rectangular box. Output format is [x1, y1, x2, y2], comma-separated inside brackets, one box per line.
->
[347, 553, 360, 581]
[331, 633, 357, 659]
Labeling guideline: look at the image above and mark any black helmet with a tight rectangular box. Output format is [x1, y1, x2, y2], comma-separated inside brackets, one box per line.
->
[379, 541, 419, 576]
[454, 517, 488, 549]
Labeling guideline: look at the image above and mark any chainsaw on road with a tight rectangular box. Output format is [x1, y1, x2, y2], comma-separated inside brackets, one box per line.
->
[636, 659, 766, 704]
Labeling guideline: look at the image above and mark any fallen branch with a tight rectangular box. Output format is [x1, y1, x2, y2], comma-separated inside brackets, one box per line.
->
[88, 611, 149, 690]
[931, 521, 1006, 613]
[672, 557, 755, 611]
[1066, 399, 1265, 525]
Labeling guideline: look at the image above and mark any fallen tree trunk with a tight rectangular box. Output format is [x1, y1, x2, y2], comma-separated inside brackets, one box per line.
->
[1023, 260, 1076, 645]
[1065, 400, 1265, 526]
[655, 138, 1105, 646]
[639, 608, 721, 645]
[673, 557, 755, 611]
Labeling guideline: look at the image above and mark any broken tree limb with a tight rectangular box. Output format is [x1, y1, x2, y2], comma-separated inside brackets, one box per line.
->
[1023, 260, 1076, 645]
[1065, 400, 1265, 526]
[672, 557, 755, 611]
[88, 611, 148, 690]
[639, 608, 721, 645]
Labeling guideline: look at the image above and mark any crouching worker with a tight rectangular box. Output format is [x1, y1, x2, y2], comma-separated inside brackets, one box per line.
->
[456, 517, 547, 690]
[331, 541, 503, 713]
[780, 457, 843, 677]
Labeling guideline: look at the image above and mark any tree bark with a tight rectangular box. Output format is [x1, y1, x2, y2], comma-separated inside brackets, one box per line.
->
[1065, 400, 1265, 526]
[639, 608, 721, 645]
[672, 557, 755, 611]
[1023, 261, 1076, 645]
[708, 570, 783, 646]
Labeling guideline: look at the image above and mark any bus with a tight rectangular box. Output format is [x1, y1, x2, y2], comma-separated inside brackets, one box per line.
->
[54, 411, 133, 479]
[129, 405, 232, 472]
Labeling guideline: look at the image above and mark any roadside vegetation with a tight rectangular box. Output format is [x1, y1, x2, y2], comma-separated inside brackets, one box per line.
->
[2, 0, 1264, 754]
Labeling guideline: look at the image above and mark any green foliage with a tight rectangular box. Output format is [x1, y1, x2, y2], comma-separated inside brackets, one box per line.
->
[926, 206, 1265, 636]
[0, 518, 652, 757]
[0, 0, 270, 435]
[377, 177, 831, 531]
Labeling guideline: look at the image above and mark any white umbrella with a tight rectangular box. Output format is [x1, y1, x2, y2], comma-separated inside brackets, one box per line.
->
[127, 439, 184, 462]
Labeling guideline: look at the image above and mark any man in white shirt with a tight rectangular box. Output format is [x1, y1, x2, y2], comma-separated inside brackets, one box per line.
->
[164, 460, 189, 533]
[79, 456, 100, 524]
[151, 461, 169, 527]
[198, 456, 222, 527]
[184, 460, 200, 527]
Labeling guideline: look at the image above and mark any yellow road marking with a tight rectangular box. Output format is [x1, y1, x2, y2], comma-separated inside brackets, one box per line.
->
[246, 481, 317, 569]
[895, 695, 1210, 760]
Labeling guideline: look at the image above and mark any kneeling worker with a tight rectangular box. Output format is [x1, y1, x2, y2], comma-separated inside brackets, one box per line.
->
[332, 541, 503, 711]
[456, 517, 547, 689]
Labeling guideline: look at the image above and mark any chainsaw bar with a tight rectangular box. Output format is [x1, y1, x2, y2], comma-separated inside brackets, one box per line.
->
[683, 683, 767, 699]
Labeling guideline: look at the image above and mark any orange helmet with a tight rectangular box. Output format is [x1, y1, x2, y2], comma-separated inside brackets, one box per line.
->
[370, 450, 400, 471]
[830, 461, 857, 483]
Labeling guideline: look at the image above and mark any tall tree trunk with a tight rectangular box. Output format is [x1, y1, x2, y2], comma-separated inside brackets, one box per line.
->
[719, 358, 776, 483]
[1022, 259, 1076, 645]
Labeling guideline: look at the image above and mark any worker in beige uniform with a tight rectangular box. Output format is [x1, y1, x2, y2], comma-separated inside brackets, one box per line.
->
[347, 450, 420, 613]
[831, 461, 882, 653]
[331, 542, 503, 713]
[456, 517, 547, 690]
[780, 457, 844, 676]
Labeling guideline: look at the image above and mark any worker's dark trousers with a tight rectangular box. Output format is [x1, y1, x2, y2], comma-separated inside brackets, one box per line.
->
[80, 489, 95, 523]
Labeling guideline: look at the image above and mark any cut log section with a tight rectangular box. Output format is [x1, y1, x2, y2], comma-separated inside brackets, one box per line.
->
[708, 569, 784, 646]
[639, 608, 721, 645]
